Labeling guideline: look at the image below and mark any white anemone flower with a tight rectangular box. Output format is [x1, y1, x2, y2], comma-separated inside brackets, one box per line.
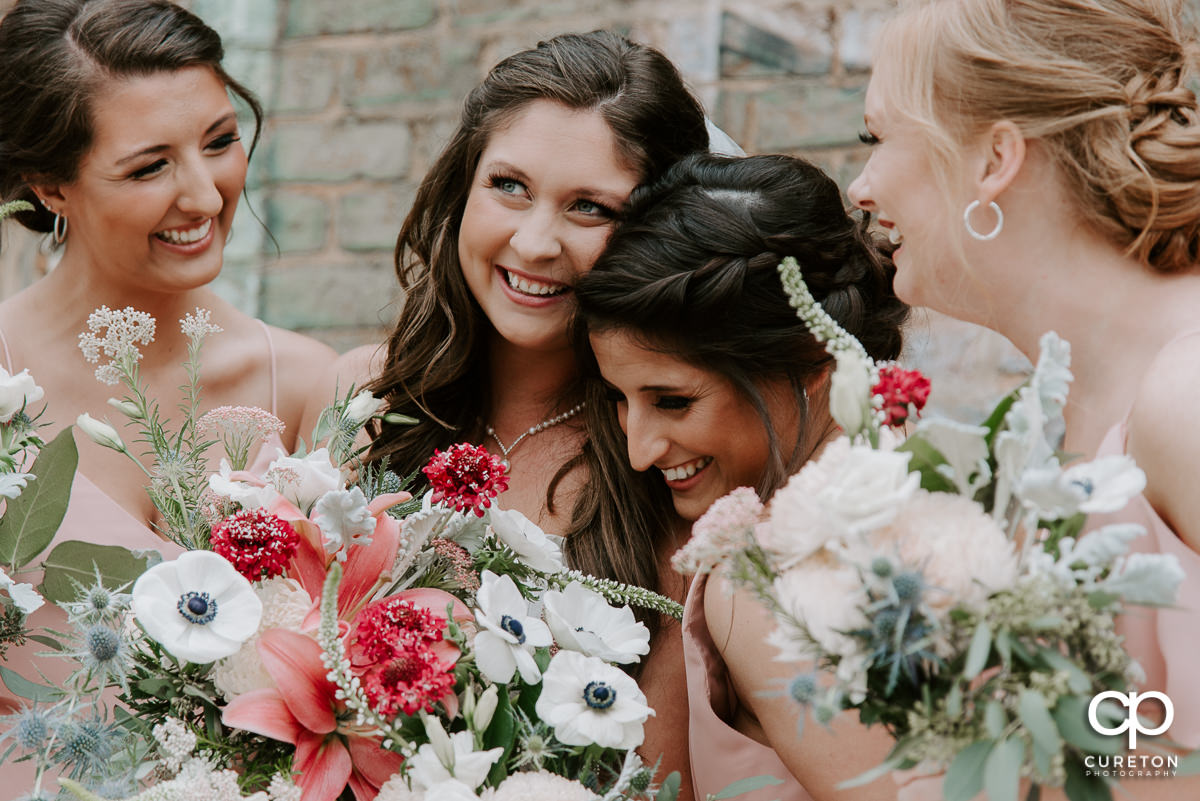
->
[472, 570, 551, 684]
[535, 649, 653, 750]
[406, 730, 502, 791]
[543, 582, 650, 664]
[132, 550, 262, 664]
[312, 487, 376, 558]
[0, 567, 44, 613]
[487, 506, 564, 572]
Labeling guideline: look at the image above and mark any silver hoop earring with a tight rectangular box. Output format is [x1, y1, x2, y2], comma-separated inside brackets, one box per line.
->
[52, 213, 68, 245]
[963, 200, 1003, 241]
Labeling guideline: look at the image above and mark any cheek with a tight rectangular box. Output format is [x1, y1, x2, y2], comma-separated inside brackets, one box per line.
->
[568, 226, 616, 275]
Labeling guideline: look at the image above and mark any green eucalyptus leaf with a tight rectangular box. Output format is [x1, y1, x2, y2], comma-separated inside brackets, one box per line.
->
[1063, 760, 1113, 801]
[1036, 648, 1092, 694]
[655, 771, 681, 801]
[1053, 695, 1123, 755]
[996, 629, 1013, 668]
[39, 541, 154, 605]
[946, 683, 964, 719]
[964, 620, 992, 680]
[944, 740, 994, 801]
[985, 700, 1007, 739]
[1019, 690, 1063, 753]
[0, 664, 58, 702]
[0, 427, 78, 570]
[983, 738, 1023, 801]
[710, 774, 785, 798]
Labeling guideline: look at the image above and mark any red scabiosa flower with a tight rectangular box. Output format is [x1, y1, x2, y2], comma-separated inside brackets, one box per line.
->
[423, 443, 509, 517]
[872, 365, 932, 428]
[210, 509, 300, 581]
[348, 593, 460, 718]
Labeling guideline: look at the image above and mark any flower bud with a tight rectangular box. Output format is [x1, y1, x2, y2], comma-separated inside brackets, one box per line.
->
[421, 712, 455, 770]
[829, 350, 873, 438]
[342, 390, 384, 428]
[107, 398, 142, 419]
[473, 684, 499, 733]
[76, 413, 126, 452]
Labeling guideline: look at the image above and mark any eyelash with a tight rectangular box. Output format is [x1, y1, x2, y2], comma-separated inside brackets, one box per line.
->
[654, 396, 693, 411]
[127, 133, 241, 180]
[487, 173, 526, 195]
[486, 172, 615, 218]
[858, 130, 881, 146]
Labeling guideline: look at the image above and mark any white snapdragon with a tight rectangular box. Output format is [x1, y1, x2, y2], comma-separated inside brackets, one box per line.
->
[343, 390, 384, 428]
[406, 727, 502, 791]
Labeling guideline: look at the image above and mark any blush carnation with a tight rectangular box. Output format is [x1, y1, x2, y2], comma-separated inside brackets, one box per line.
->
[872, 365, 932, 428]
[423, 443, 510, 517]
[673, 487, 763, 574]
[209, 509, 300, 581]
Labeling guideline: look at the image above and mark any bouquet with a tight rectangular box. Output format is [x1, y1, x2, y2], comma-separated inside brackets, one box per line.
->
[674, 256, 1190, 801]
[0, 306, 685, 801]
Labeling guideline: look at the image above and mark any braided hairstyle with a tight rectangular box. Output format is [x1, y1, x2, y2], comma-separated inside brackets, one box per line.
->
[874, 0, 1200, 271]
[563, 153, 909, 624]
[0, 0, 262, 242]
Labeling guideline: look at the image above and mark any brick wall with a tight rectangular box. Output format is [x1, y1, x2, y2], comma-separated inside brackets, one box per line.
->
[6, 0, 1194, 419]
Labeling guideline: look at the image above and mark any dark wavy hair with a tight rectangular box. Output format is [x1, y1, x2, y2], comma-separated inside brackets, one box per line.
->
[364, 30, 709, 494]
[0, 0, 263, 240]
[565, 153, 910, 612]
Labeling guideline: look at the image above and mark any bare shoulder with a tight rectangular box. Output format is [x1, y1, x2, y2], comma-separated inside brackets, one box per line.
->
[1127, 330, 1200, 551]
[298, 343, 389, 440]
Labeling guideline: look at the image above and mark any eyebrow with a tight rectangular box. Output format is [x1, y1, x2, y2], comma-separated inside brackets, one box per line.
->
[114, 112, 238, 166]
[484, 159, 629, 206]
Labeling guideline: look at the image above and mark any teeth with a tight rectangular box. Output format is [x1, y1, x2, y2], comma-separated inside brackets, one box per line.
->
[888, 227, 903, 245]
[506, 269, 567, 296]
[156, 218, 212, 245]
[661, 456, 712, 482]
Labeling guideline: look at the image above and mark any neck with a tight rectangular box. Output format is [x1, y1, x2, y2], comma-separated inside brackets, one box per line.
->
[485, 333, 580, 432]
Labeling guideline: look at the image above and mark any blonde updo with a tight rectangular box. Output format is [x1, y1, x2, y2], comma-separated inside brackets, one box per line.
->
[875, 0, 1200, 272]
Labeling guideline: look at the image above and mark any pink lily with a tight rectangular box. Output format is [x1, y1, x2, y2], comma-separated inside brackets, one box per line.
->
[222, 628, 404, 801]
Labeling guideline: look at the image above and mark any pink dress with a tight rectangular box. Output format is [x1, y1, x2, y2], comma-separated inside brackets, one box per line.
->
[683, 572, 813, 801]
[1092, 393, 1200, 748]
[0, 322, 284, 792]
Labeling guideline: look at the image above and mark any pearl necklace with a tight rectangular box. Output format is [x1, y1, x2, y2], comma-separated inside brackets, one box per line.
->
[485, 402, 585, 467]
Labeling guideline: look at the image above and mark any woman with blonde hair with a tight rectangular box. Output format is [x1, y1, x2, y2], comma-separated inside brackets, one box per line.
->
[849, 0, 1200, 795]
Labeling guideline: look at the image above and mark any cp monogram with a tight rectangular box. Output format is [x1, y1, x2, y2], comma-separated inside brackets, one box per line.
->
[1088, 690, 1174, 749]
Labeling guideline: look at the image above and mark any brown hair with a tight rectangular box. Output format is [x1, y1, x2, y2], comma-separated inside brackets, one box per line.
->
[0, 0, 264, 240]
[875, 0, 1200, 271]
[566, 153, 909, 616]
[365, 30, 709, 489]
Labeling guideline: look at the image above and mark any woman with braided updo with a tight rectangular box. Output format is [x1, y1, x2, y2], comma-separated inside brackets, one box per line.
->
[569, 152, 909, 799]
[849, 1, 1200, 788]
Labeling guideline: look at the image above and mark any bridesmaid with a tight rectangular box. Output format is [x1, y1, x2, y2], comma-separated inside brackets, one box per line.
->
[571, 152, 908, 800]
[0, 0, 334, 789]
[848, 3, 1200, 794]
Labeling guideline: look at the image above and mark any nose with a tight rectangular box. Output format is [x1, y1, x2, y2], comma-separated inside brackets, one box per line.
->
[175, 157, 223, 218]
[510, 208, 562, 262]
[847, 168, 873, 212]
[623, 405, 670, 473]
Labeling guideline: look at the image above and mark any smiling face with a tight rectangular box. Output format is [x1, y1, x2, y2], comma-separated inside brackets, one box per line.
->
[458, 100, 642, 354]
[847, 75, 976, 314]
[591, 329, 800, 522]
[45, 66, 247, 295]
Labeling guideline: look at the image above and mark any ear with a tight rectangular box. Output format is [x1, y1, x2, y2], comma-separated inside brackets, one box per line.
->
[25, 180, 67, 216]
[976, 120, 1025, 203]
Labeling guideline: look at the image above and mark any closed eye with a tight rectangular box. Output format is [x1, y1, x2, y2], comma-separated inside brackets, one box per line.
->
[654, 395, 693, 411]
[206, 132, 241, 152]
[130, 159, 168, 180]
[858, 130, 880, 146]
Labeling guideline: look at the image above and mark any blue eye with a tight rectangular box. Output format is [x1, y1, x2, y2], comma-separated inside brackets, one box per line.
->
[575, 199, 614, 218]
[488, 174, 526, 195]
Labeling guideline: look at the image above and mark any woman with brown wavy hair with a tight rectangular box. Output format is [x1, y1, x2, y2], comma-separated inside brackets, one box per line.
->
[302, 30, 709, 533]
[848, 0, 1200, 796]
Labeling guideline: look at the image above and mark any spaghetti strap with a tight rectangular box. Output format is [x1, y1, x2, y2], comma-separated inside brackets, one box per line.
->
[255, 319, 278, 416]
[0, 325, 11, 373]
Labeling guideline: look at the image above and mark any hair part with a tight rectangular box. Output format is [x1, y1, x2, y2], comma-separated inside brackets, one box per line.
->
[564, 153, 909, 631]
[365, 30, 710, 490]
[876, 0, 1200, 271]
